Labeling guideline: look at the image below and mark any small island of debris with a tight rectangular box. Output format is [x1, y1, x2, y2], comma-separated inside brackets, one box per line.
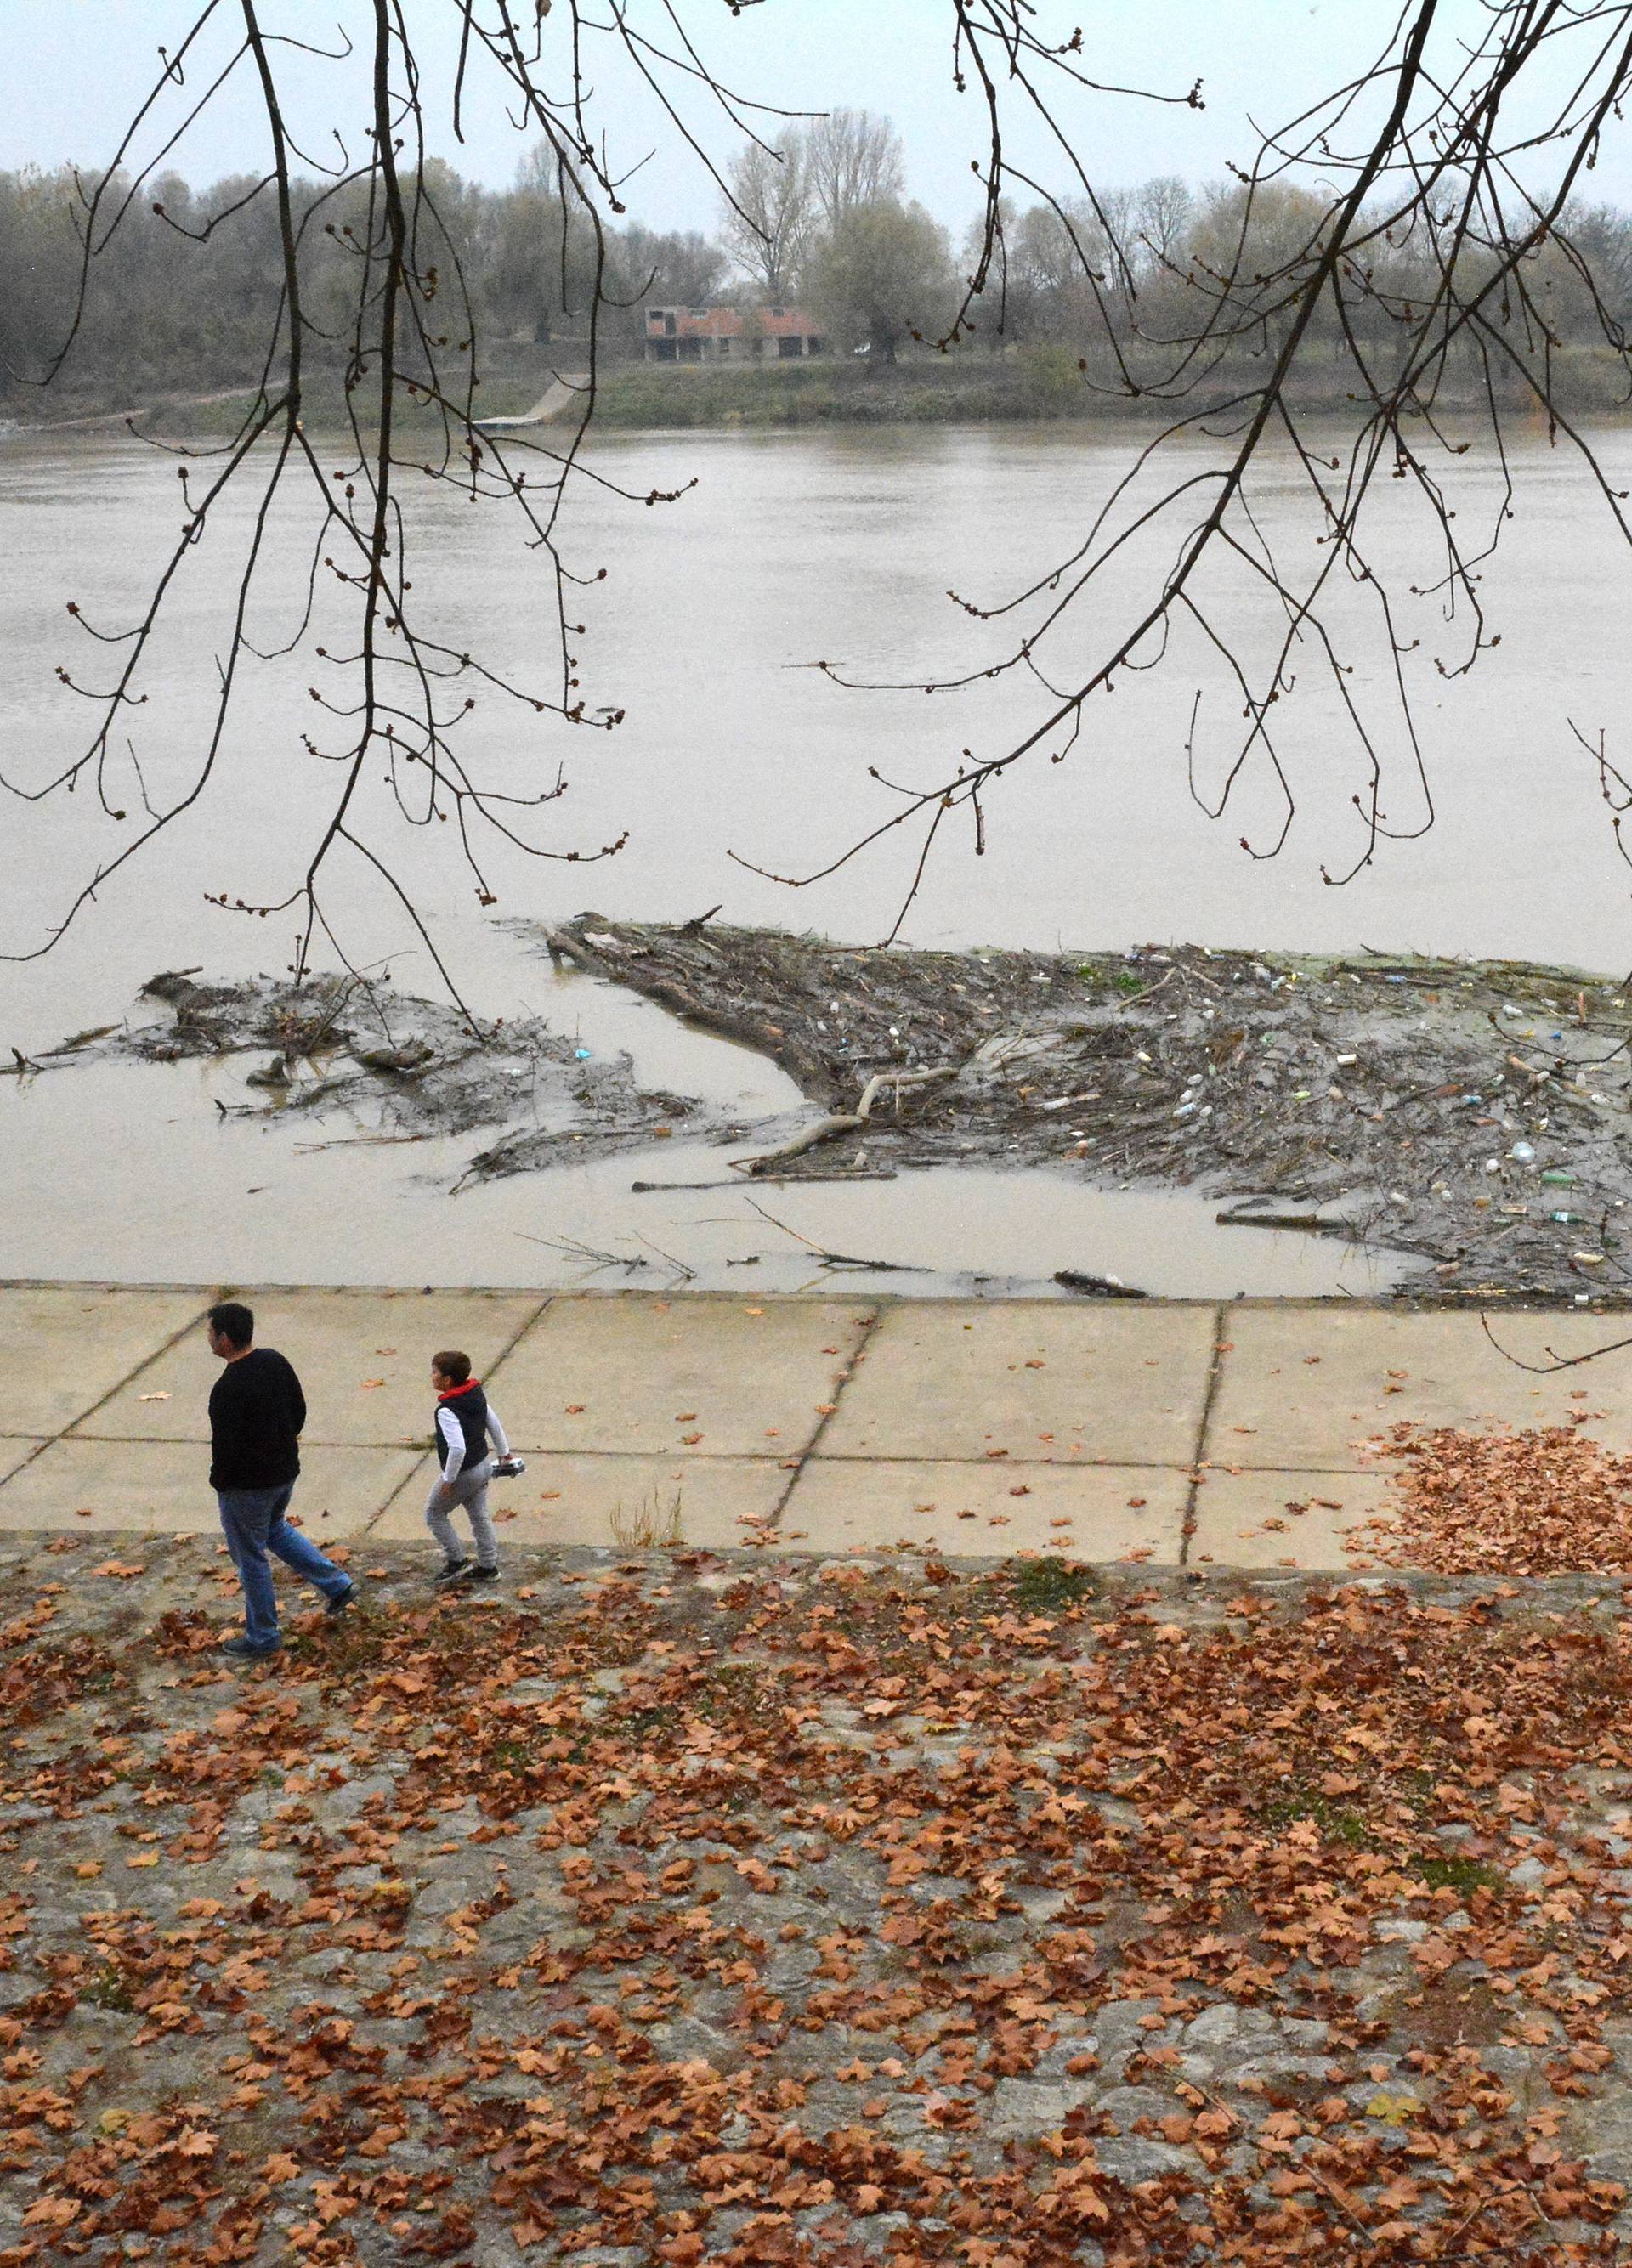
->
[541, 916, 1632, 1305]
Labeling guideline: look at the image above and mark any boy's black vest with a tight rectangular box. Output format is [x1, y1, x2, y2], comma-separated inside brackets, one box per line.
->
[437, 1382, 490, 1468]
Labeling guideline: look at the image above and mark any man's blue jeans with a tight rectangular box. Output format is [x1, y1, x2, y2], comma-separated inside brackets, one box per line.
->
[215, 1481, 349, 1649]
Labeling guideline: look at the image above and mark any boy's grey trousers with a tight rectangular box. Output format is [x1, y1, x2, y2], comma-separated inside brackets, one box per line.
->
[426, 1457, 497, 1568]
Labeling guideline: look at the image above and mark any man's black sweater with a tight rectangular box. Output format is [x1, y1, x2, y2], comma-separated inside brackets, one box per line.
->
[208, 1348, 306, 1490]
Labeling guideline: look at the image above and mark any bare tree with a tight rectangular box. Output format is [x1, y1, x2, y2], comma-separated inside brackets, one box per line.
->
[1134, 173, 1194, 268]
[802, 108, 906, 235]
[720, 136, 812, 300]
[8, 1, 1632, 1010]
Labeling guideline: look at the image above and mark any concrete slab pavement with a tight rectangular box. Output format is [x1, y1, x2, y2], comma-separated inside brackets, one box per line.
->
[71, 1287, 547, 1447]
[3, 1281, 1628, 1570]
[1207, 1306, 1632, 1472]
[0, 1286, 212, 1435]
[776, 1458, 1187, 1561]
[1187, 1470, 1398, 1572]
[488, 1294, 873, 1459]
[817, 1301, 1216, 1466]
[366, 1451, 789, 1553]
[0, 1436, 425, 1536]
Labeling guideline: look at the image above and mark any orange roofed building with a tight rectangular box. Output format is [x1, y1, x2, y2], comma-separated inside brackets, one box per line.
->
[643, 304, 826, 364]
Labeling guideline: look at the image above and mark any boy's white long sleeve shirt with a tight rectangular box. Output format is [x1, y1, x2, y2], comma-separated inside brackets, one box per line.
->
[436, 1401, 509, 1485]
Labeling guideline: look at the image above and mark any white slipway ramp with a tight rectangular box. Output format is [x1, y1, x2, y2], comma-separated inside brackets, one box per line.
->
[474, 372, 589, 430]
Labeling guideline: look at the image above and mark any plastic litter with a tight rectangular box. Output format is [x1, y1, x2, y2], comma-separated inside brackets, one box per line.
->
[1550, 1209, 1579, 1224]
[574, 1047, 592, 1060]
[1541, 1169, 1575, 1185]
[1510, 1140, 1536, 1162]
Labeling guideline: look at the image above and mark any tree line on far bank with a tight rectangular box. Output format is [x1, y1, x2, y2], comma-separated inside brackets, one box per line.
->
[6, 102, 1632, 413]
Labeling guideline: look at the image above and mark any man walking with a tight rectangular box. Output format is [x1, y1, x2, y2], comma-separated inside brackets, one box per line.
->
[206, 1301, 355, 1656]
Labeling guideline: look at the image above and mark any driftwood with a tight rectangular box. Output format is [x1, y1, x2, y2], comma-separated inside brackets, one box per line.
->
[631, 1171, 898, 1192]
[745, 1199, 928, 1275]
[1216, 1205, 1357, 1236]
[733, 1065, 960, 1177]
[1054, 1269, 1148, 1299]
[547, 923, 841, 1101]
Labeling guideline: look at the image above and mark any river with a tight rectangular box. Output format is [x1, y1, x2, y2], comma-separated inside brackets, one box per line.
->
[3, 421, 1628, 1295]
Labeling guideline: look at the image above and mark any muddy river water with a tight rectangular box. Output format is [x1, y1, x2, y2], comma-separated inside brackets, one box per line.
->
[3, 421, 1629, 1295]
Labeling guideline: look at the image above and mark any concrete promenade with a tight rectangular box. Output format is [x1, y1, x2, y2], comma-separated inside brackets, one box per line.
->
[3, 1281, 1626, 1569]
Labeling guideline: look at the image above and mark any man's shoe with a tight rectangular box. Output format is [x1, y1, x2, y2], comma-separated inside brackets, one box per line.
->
[220, 1633, 282, 1660]
[434, 1558, 473, 1590]
[326, 1581, 358, 1618]
[467, 1564, 501, 1584]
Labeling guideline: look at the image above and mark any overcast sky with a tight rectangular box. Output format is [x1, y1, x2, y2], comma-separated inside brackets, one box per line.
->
[11, 1, 1632, 235]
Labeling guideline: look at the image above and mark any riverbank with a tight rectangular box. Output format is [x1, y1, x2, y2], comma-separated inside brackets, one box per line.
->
[12, 337, 1632, 438]
[10, 1282, 1632, 2251]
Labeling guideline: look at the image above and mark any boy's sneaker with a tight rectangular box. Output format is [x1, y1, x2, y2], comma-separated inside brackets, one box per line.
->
[434, 1558, 473, 1590]
[221, 1632, 282, 1660]
[326, 1581, 358, 1618]
[467, 1564, 501, 1584]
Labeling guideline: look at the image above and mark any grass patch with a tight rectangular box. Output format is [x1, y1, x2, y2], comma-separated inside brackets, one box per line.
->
[1008, 1558, 1097, 1615]
[610, 1485, 684, 1551]
[688, 1660, 785, 1725]
[1264, 1789, 1373, 1847]
[83, 1964, 137, 2014]
[1414, 1852, 1506, 1898]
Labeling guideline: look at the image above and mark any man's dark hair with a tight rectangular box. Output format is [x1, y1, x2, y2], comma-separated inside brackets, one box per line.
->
[433, 1349, 472, 1385]
[208, 1301, 255, 1349]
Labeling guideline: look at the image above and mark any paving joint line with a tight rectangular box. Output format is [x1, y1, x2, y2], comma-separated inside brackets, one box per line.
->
[360, 1295, 556, 1536]
[768, 1304, 886, 1532]
[0, 1291, 222, 1496]
[799, 1451, 1193, 1472]
[1180, 1302, 1230, 1565]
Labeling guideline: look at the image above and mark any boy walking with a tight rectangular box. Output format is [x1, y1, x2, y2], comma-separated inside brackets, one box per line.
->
[427, 1350, 513, 1588]
[206, 1302, 355, 1657]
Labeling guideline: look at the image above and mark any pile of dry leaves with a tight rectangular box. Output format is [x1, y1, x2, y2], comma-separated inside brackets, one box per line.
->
[1360, 1424, 1632, 1575]
[4, 1539, 1632, 2264]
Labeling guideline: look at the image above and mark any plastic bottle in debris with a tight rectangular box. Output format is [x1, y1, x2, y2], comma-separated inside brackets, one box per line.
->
[1541, 1169, 1575, 1186]
[1550, 1209, 1579, 1224]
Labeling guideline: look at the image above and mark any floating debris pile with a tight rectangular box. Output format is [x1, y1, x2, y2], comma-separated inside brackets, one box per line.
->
[542, 919, 1632, 1303]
